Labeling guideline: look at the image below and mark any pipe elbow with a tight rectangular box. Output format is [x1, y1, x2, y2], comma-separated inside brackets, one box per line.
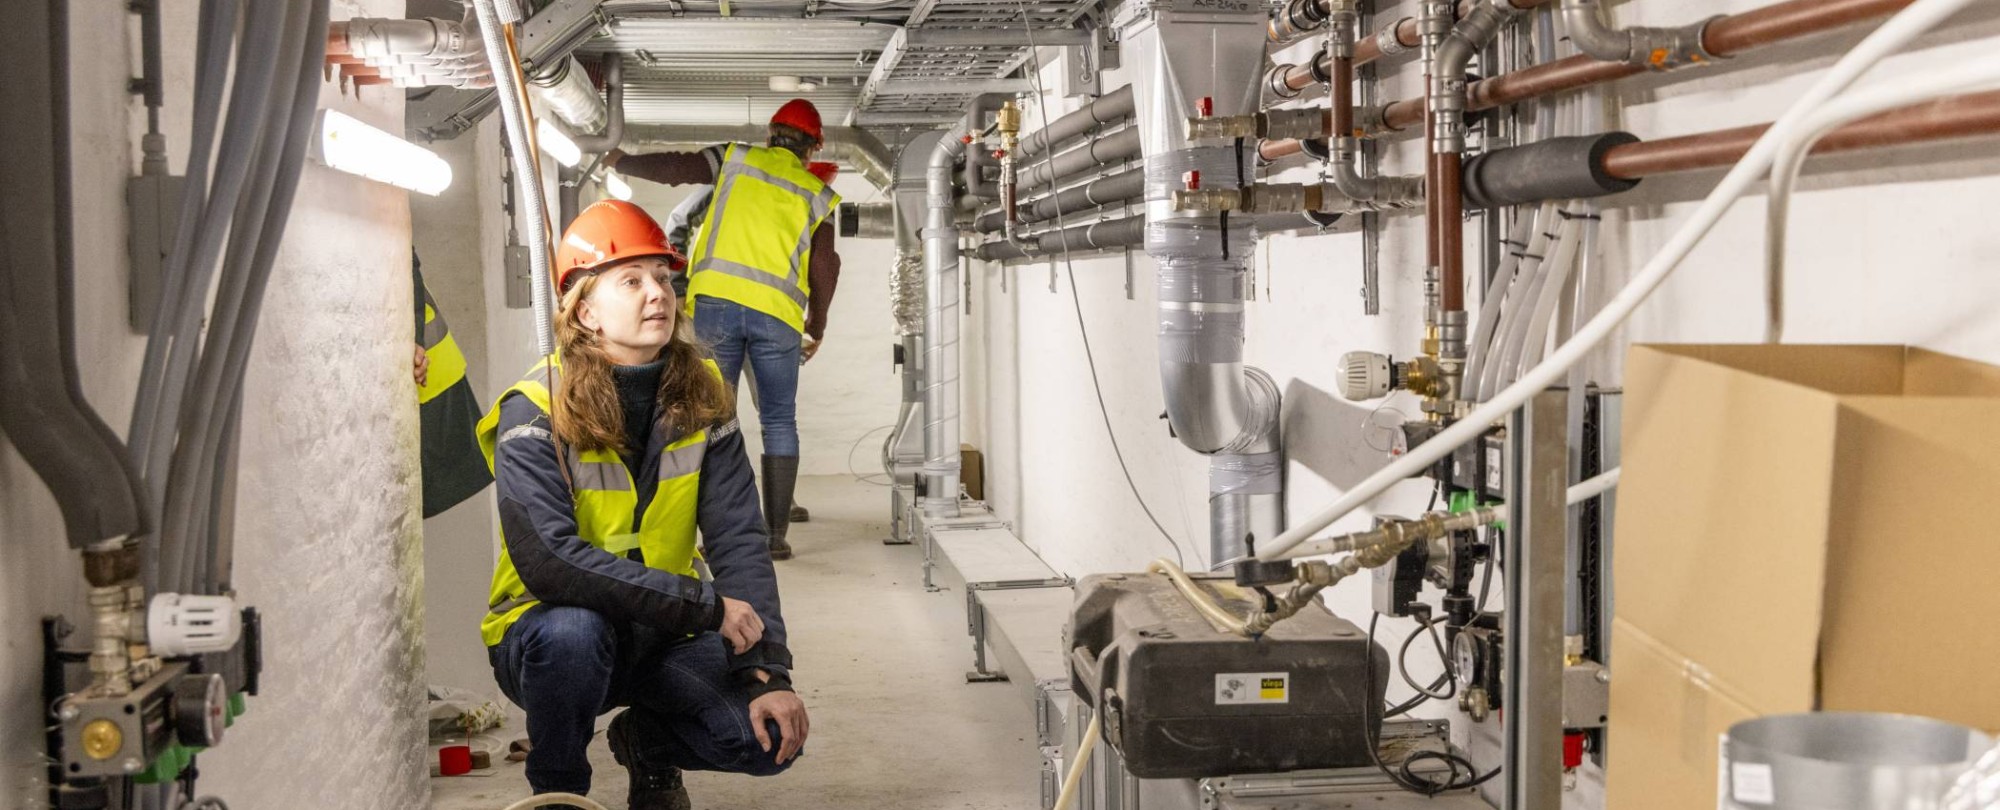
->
[1562, 0, 1720, 70]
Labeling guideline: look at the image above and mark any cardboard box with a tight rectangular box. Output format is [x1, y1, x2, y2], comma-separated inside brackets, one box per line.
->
[961, 443, 986, 501]
[1606, 345, 2000, 810]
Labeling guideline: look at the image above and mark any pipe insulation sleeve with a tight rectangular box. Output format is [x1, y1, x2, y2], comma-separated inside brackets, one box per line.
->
[1256, 0, 1983, 562]
[1462, 132, 1641, 208]
[1210, 450, 1284, 496]
[472, 0, 556, 357]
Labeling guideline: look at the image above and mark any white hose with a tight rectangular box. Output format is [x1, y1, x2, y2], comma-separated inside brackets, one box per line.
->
[1511, 205, 1586, 383]
[1052, 714, 1103, 810]
[1462, 209, 1538, 402]
[1147, 559, 1251, 636]
[1483, 202, 1566, 398]
[1566, 467, 1620, 505]
[499, 793, 612, 810]
[1259, 0, 1981, 562]
[470, 0, 556, 357]
[1764, 52, 2000, 343]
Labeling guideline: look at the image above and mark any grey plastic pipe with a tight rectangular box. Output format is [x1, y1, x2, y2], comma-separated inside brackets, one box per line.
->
[473, 0, 556, 357]
[1017, 127, 1142, 192]
[530, 57, 610, 136]
[972, 214, 1145, 260]
[1019, 85, 1136, 161]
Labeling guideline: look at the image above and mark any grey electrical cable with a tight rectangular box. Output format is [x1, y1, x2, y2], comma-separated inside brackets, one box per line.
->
[165, 0, 318, 594]
[472, 0, 557, 357]
[1018, 6, 1188, 568]
[1461, 210, 1535, 402]
[150, 0, 287, 593]
[200, 0, 330, 594]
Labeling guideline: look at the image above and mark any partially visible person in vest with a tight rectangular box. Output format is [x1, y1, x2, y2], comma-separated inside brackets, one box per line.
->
[478, 200, 807, 810]
[604, 99, 842, 561]
[657, 160, 841, 528]
[413, 251, 493, 517]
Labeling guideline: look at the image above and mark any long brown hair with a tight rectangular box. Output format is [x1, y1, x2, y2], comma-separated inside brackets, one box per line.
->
[549, 270, 733, 453]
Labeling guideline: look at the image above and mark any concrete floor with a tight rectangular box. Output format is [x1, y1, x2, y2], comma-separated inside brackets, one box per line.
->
[430, 475, 1043, 810]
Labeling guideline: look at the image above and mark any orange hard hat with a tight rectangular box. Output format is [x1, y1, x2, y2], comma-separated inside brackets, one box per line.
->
[770, 99, 823, 144]
[554, 200, 684, 292]
[805, 161, 838, 185]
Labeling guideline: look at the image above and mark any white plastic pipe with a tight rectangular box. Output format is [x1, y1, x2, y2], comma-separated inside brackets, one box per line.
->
[1764, 53, 2000, 343]
[1481, 201, 1563, 399]
[1566, 467, 1620, 505]
[1259, 0, 1982, 562]
[1511, 206, 1586, 382]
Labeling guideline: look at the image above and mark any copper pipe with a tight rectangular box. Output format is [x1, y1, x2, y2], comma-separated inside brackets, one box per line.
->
[1283, 0, 1556, 94]
[1368, 0, 1915, 134]
[1435, 151, 1465, 311]
[1602, 88, 2000, 179]
[1261, 138, 1306, 160]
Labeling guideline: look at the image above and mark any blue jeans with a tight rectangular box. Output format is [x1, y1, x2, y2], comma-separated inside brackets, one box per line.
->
[692, 296, 801, 457]
[488, 605, 795, 795]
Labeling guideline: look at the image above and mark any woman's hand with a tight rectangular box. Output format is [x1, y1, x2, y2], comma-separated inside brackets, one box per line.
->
[719, 597, 764, 654]
[748, 687, 809, 765]
[413, 344, 429, 388]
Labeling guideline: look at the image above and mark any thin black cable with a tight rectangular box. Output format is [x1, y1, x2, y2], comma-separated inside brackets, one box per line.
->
[1366, 613, 1491, 797]
[1017, 9, 1187, 567]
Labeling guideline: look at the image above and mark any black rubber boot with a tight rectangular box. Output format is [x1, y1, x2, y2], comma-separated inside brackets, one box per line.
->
[762, 455, 800, 560]
[608, 710, 691, 810]
[790, 501, 810, 523]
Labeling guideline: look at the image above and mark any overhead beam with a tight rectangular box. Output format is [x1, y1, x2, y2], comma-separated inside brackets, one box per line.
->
[854, 111, 957, 126]
[875, 78, 1033, 94]
[903, 27, 1093, 46]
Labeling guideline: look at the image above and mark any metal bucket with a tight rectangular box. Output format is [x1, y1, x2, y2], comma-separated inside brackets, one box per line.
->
[1721, 712, 1992, 809]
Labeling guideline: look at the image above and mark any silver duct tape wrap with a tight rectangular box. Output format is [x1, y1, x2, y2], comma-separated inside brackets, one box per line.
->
[1211, 450, 1285, 496]
[891, 249, 924, 337]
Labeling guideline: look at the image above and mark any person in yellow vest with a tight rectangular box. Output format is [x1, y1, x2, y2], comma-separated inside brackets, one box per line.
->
[479, 201, 806, 809]
[605, 99, 841, 562]
[413, 252, 492, 518]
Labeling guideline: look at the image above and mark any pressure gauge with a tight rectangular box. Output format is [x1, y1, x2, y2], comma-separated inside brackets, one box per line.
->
[1452, 630, 1483, 692]
[173, 673, 229, 747]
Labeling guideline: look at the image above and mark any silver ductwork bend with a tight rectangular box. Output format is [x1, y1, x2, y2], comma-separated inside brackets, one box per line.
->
[622, 124, 897, 191]
[570, 57, 624, 152]
[921, 128, 968, 517]
[1133, 8, 1285, 564]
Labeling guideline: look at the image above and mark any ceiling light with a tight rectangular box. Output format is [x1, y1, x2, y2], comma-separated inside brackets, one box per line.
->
[604, 170, 633, 202]
[768, 75, 801, 92]
[797, 81, 818, 92]
[536, 118, 582, 168]
[311, 109, 453, 195]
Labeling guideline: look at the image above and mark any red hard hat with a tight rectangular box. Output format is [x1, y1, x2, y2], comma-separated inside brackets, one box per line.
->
[554, 200, 683, 292]
[805, 161, 838, 185]
[771, 99, 823, 144]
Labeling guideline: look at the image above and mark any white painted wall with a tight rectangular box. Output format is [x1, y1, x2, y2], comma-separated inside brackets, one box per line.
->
[624, 170, 904, 476]
[964, 2, 2000, 802]
[1, 0, 429, 806]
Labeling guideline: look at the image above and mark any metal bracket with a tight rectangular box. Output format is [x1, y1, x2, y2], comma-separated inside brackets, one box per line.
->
[964, 578, 1074, 682]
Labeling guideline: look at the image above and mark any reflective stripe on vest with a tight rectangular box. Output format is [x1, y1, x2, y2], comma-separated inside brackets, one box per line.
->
[686, 144, 839, 333]
[475, 355, 720, 646]
[418, 297, 469, 404]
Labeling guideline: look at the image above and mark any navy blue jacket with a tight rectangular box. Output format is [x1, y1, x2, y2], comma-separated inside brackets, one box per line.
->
[490, 392, 792, 680]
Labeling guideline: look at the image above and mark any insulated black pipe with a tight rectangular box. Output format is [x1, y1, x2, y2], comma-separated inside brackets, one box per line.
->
[974, 214, 1146, 261]
[0, 0, 149, 548]
[1461, 132, 1641, 209]
[1017, 126, 1142, 192]
[1018, 85, 1137, 161]
[973, 167, 1145, 232]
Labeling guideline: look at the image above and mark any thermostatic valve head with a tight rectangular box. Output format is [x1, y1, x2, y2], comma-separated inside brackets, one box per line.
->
[148, 593, 241, 657]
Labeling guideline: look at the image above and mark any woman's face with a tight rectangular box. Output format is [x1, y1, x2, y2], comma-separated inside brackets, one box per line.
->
[578, 257, 678, 362]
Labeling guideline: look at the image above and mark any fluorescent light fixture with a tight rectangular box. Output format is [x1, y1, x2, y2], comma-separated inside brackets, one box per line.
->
[604, 170, 633, 201]
[537, 118, 583, 168]
[312, 109, 452, 195]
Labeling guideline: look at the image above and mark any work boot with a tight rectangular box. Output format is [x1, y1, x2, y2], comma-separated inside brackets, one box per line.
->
[761, 455, 800, 560]
[608, 710, 692, 810]
[790, 501, 810, 523]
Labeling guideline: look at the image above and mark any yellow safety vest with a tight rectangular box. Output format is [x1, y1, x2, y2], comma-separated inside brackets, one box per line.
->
[687, 144, 840, 333]
[474, 356, 717, 646]
[418, 302, 468, 404]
